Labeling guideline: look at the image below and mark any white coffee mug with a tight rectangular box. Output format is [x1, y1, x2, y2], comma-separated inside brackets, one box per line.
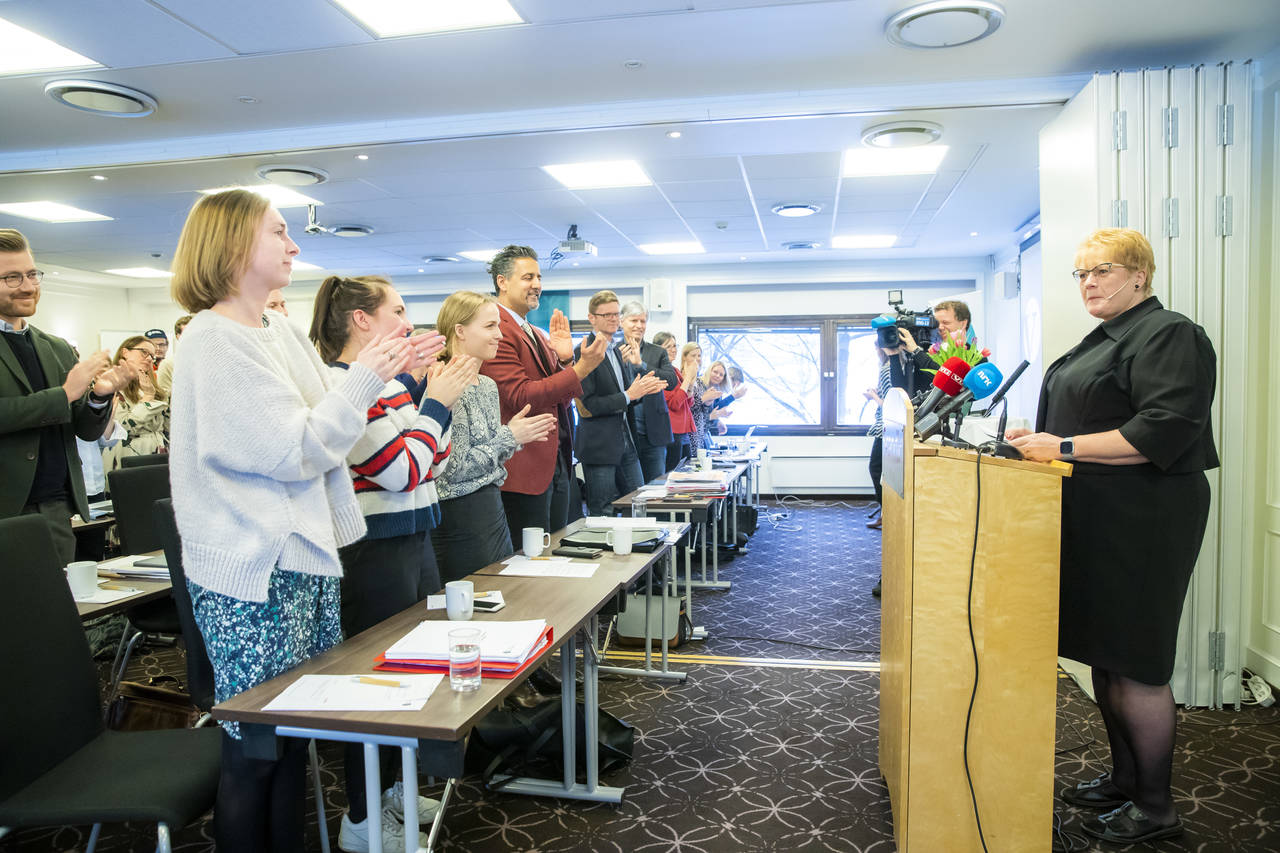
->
[605, 527, 633, 556]
[445, 580, 474, 621]
[522, 527, 551, 557]
[66, 561, 98, 600]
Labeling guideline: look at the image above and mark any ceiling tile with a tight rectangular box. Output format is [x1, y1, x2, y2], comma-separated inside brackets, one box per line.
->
[154, 0, 373, 53]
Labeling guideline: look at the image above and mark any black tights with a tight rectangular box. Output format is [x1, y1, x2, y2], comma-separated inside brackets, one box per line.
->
[1091, 668, 1178, 822]
[215, 731, 308, 853]
[344, 743, 399, 823]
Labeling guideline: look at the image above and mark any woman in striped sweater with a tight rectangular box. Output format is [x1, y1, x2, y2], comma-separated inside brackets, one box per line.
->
[309, 274, 477, 852]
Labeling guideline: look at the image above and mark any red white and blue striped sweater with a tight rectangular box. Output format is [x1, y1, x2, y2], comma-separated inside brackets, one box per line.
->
[328, 366, 452, 540]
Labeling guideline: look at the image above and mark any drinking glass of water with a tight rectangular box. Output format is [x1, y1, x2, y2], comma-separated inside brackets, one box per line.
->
[448, 627, 483, 692]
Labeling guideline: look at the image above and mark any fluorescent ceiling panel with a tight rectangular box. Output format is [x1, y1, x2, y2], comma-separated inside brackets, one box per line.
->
[332, 0, 523, 37]
[637, 241, 704, 255]
[0, 201, 111, 222]
[831, 234, 898, 249]
[542, 160, 651, 190]
[104, 267, 171, 278]
[200, 185, 321, 208]
[841, 145, 949, 178]
[459, 249, 500, 262]
[0, 17, 99, 76]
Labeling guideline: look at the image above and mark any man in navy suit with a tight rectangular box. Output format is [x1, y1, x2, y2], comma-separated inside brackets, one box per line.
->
[574, 290, 666, 517]
[619, 301, 677, 484]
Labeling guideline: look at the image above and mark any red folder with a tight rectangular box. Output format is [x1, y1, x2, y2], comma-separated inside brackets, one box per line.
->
[372, 625, 554, 680]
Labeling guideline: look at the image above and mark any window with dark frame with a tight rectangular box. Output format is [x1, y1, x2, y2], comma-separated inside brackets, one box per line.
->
[686, 315, 882, 435]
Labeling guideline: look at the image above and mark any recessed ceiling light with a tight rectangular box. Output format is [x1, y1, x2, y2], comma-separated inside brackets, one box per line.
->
[666, 130, 682, 139]
[970, 231, 979, 237]
[0, 201, 112, 222]
[832, 234, 898, 249]
[842, 145, 948, 177]
[418, 268, 425, 272]
[291, 260, 322, 271]
[771, 203, 821, 218]
[459, 249, 500, 262]
[200, 185, 321, 208]
[542, 160, 651, 190]
[91, 174, 108, 181]
[885, 1, 1005, 49]
[356, 154, 370, 161]
[861, 120, 944, 148]
[329, 224, 374, 238]
[45, 80, 156, 117]
[782, 240, 821, 250]
[423, 256, 461, 264]
[623, 59, 644, 70]
[0, 18, 99, 76]
[572, 262, 580, 267]
[256, 165, 329, 187]
[237, 95, 260, 105]
[739, 256, 747, 261]
[104, 267, 171, 278]
[638, 241, 704, 255]
[333, 0, 523, 37]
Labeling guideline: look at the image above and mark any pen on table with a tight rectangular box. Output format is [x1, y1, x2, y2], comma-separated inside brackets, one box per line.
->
[352, 675, 407, 688]
[100, 583, 139, 592]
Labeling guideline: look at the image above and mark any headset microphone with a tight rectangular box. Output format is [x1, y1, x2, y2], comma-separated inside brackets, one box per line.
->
[1100, 278, 1138, 301]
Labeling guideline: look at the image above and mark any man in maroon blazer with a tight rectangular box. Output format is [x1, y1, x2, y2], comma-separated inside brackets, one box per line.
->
[480, 245, 608, 547]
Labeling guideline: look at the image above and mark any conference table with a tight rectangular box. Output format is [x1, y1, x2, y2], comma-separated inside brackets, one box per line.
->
[76, 550, 172, 621]
[215, 524, 683, 853]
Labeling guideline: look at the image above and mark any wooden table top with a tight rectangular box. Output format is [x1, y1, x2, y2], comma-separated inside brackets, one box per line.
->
[471, 517, 684, 584]
[214, 570, 624, 741]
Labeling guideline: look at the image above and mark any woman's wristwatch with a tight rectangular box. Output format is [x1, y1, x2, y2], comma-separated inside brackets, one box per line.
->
[1059, 437, 1076, 461]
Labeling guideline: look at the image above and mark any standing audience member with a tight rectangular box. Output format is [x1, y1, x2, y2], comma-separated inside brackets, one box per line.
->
[309, 274, 469, 851]
[703, 359, 742, 436]
[265, 289, 288, 316]
[575, 291, 666, 516]
[168, 189, 419, 853]
[0, 228, 134, 565]
[432, 291, 557, 582]
[102, 335, 169, 473]
[654, 332, 694, 471]
[687, 348, 732, 449]
[144, 327, 169, 366]
[478, 245, 609, 546]
[154, 314, 192, 396]
[619, 301, 677, 483]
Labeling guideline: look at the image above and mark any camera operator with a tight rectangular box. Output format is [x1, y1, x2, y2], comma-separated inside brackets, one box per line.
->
[896, 299, 974, 370]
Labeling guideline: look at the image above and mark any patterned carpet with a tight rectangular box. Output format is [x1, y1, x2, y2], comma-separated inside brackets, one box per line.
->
[5, 501, 1279, 852]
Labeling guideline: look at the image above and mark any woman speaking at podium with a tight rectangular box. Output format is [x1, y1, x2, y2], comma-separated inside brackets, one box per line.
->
[1007, 228, 1218, 846]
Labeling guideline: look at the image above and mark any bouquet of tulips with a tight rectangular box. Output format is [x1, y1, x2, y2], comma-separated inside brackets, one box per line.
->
[923, 328, 991, 374]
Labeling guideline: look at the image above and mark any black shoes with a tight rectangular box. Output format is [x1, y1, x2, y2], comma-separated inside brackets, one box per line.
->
[1081, 801, 1183, 844]
[1061, 773, 1127, 809]
[871, 577, 881, 597]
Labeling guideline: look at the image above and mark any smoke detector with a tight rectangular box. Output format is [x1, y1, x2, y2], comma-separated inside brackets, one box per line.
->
[256, 165, 330, 186]
[862, 120, 944, 148]
[304, 205, 373, 238]
[45, 80, 157, 117]
[885, 1, 1005, 49]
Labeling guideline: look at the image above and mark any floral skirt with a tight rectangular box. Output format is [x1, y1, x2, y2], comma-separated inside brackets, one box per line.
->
[188, 569, 340, 738]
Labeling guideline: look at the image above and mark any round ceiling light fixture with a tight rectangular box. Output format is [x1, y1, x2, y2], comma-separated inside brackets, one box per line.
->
[861, 120, 944, 148]
[885, 1, 1005, 49]
[771, 203, 821, 218]
[782, 240, 822, 250]
[256, 165, 330, 187]
[45, 80, 157, 118]
[422, 256, 461, 264]
[329, 224, 374, 238]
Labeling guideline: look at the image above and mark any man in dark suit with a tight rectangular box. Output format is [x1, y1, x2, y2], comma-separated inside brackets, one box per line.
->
[0, 229, 136, 564]
[479, 245, 609, 547]
[575, 291, 667, 517]
[619, 301, 678, 484]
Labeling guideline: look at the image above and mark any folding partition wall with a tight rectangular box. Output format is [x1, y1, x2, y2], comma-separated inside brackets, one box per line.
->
[1041, 64, 1255, 708]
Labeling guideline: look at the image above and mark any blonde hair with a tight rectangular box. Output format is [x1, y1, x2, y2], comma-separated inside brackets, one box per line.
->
[436, 290, 496, 361]
[170, 190, 270, 312]
[679, 342, 701, 367]
[0, 228, 30, 254]
[112, 335, 166, 404]
[702, 359, 733, 392]
[1076, 228, 1156, 295]
[308, 274, 394, 363]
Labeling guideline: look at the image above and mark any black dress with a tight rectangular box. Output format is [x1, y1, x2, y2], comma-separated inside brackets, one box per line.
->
[1036, 297, 1218, 685]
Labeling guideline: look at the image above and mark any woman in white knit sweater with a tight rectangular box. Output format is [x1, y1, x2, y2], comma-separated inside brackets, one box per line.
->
[309, 274, 476, 851]
[432, 291, 556, 582]
[168, 190, 428, 853]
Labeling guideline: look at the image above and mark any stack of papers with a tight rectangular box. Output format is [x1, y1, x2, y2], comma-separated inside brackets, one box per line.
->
[97, 554, 169, 579]
[375, 619, 553, 679]
[665, 469, 731, 494]
[499, 557, 598, 578]
[263, 674, 442, 712]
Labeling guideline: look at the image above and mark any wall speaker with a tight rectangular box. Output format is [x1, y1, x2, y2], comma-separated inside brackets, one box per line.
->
[647, 278, 672, 312]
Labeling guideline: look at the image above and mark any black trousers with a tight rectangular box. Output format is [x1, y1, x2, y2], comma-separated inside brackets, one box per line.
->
[433, 484, 514, 584]
[501, 452, 571, 549]
[868, 436, 884, 505]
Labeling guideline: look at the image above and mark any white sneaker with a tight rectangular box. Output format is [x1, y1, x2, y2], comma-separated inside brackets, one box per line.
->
[381, 780, 441, 826]
[337, 808, 427, 853]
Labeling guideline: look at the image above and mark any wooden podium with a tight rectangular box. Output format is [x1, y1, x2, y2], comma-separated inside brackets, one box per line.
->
[878, 389, 1071, 853]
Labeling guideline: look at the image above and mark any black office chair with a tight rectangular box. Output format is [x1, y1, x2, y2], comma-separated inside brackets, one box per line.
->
[120, 452, 170, 469]
[154, 498, 332, 853]
[0, 515, 220, 853]
[107, 465, 181, 691]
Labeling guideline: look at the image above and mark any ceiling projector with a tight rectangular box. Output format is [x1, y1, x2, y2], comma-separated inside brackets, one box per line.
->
[558, 238, 598, 256]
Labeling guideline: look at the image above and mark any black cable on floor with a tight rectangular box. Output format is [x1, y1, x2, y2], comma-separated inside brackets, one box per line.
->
[1051, 812, 1090, 852]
